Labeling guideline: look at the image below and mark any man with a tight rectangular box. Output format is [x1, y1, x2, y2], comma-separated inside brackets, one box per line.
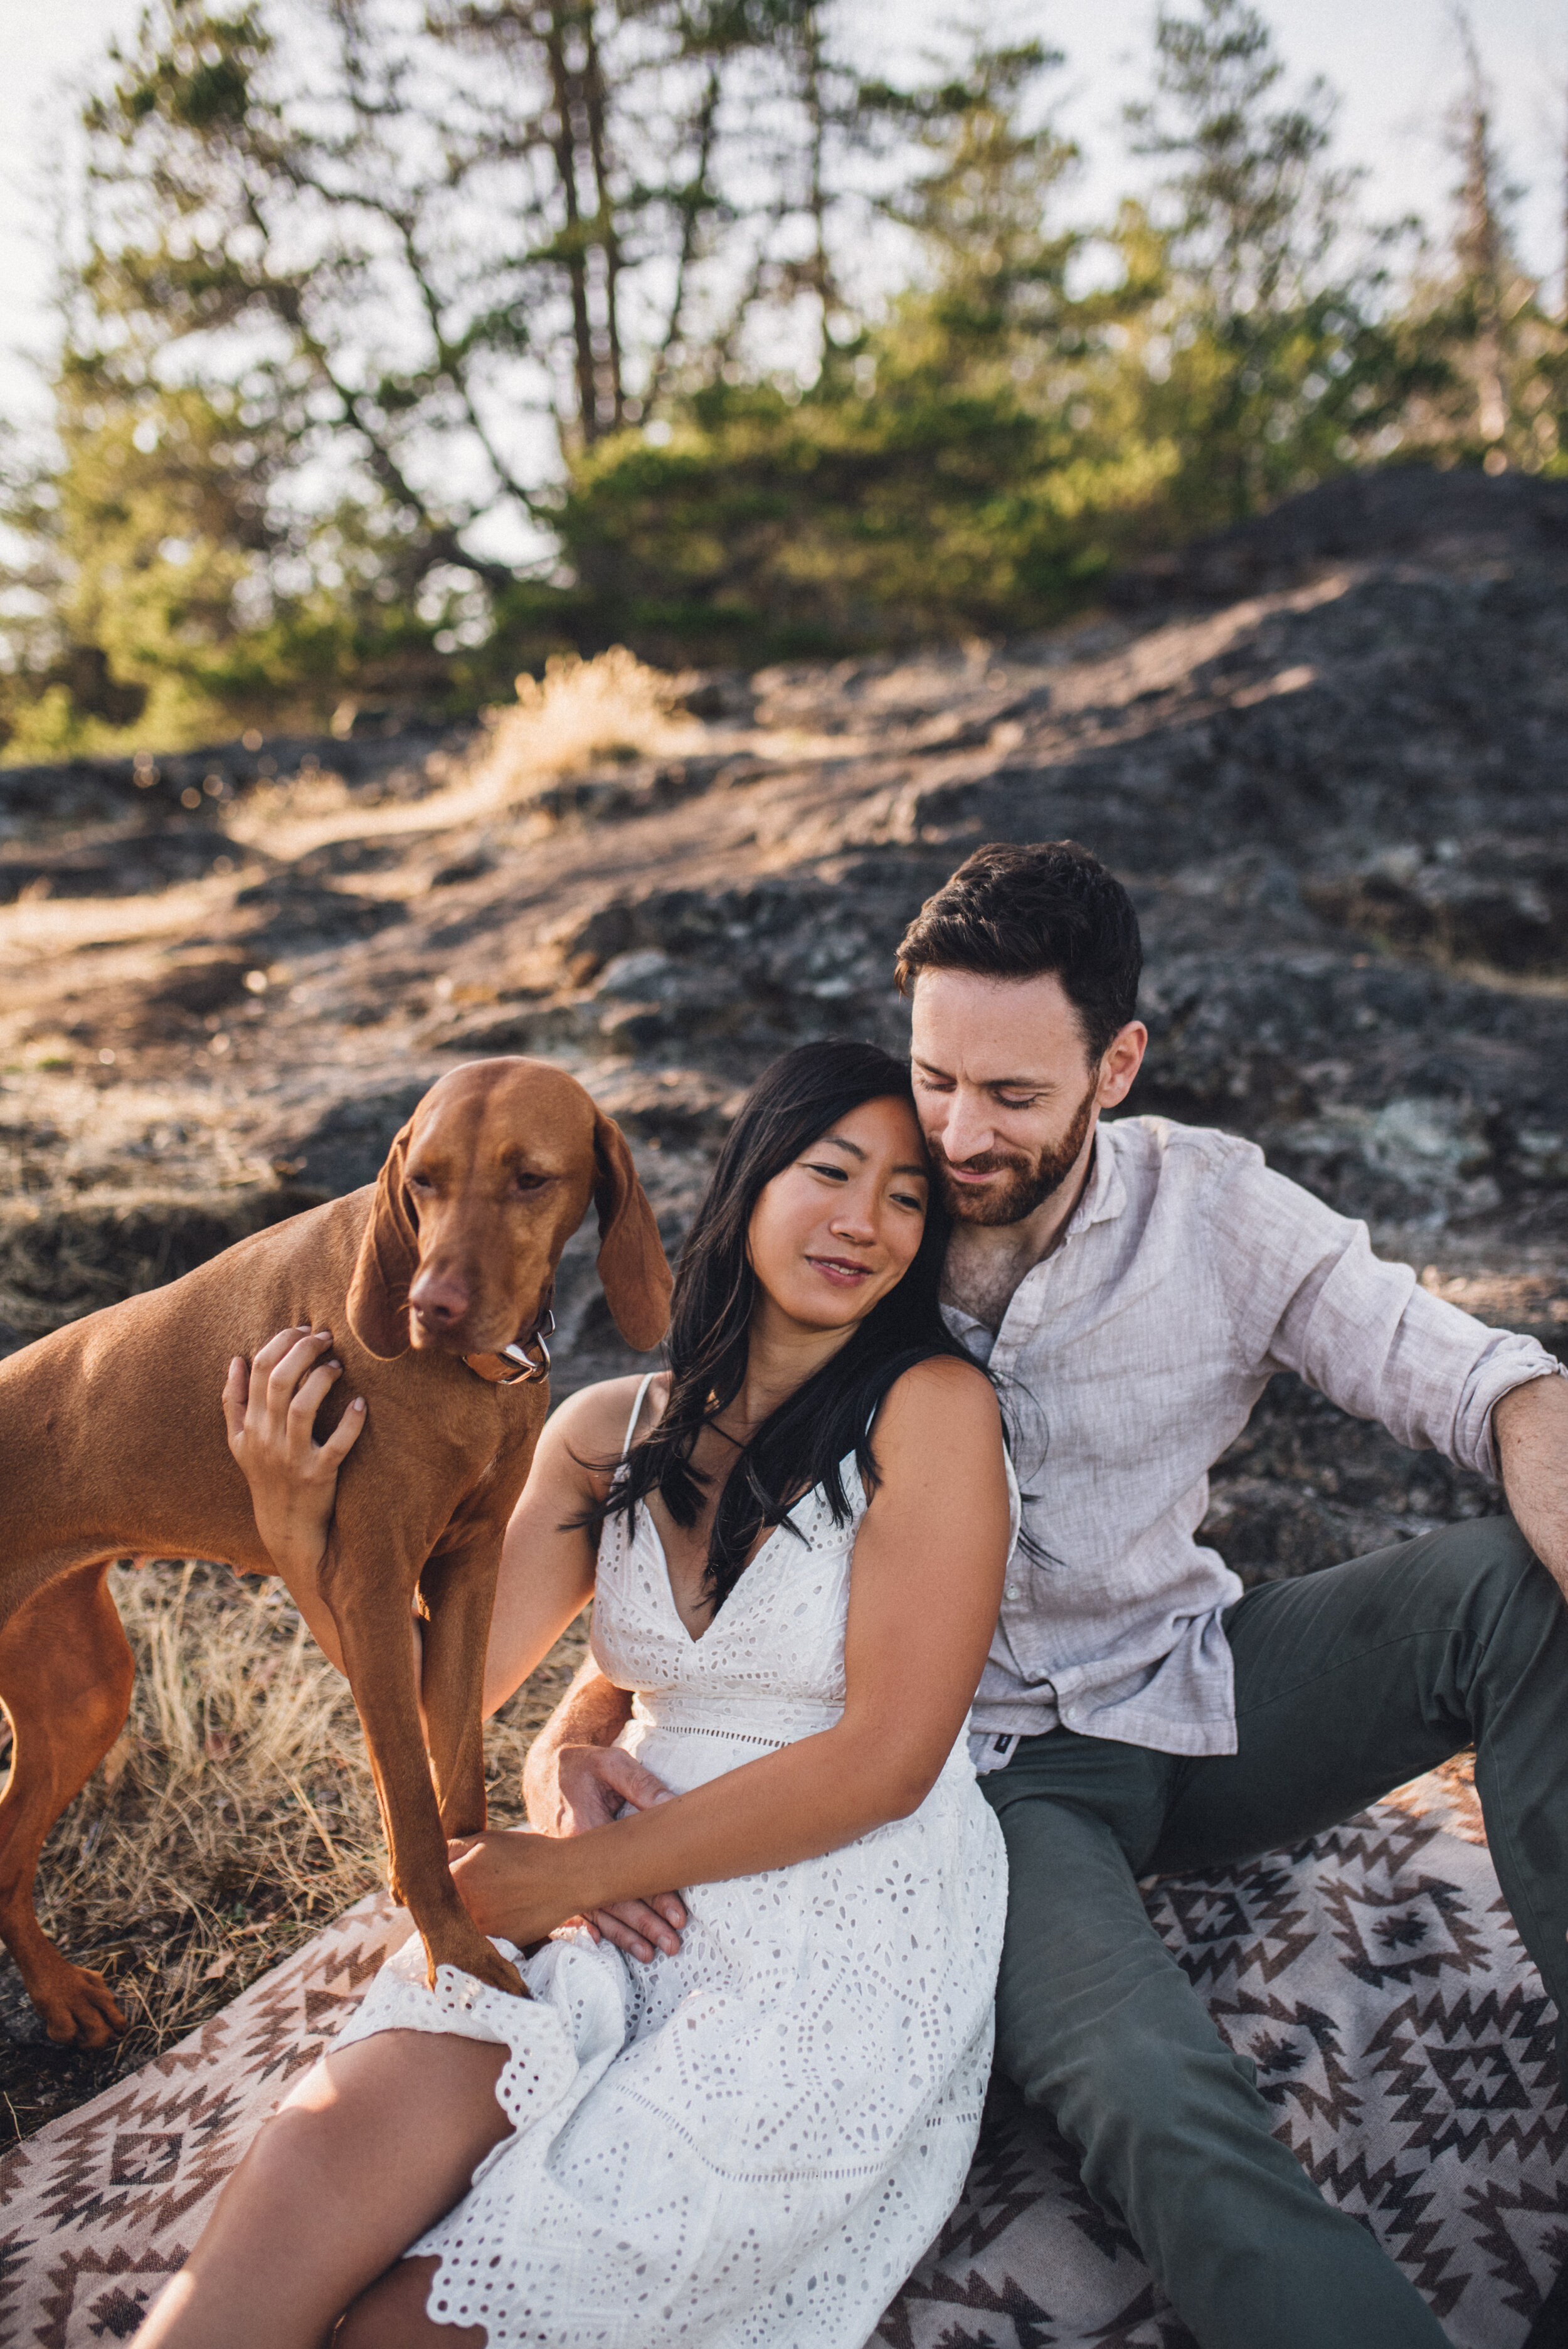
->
[524, 840, 1568, 2349]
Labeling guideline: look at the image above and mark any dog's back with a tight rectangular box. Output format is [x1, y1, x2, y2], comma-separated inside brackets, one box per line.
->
[0, 1188, 373, 1606]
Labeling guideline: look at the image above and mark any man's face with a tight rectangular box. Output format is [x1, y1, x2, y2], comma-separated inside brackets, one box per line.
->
[909, 968, 1145, 1227]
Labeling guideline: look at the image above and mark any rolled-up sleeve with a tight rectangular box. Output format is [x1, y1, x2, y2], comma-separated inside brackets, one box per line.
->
[1213, 1151, 1562, 1478]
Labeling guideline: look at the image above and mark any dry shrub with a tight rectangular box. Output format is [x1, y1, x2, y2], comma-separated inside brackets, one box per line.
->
[216, 650, 701, 864]
[469, 648, 701, 803]
[21, 1562, 586, 2070]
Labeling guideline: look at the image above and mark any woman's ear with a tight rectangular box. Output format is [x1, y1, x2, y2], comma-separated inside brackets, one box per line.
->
[592, 1111, 672, 1353]
[346, 1118, 419, 1359]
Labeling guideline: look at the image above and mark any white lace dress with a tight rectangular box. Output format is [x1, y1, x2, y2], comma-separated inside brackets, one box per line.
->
[335, 1379, 1011, 2347]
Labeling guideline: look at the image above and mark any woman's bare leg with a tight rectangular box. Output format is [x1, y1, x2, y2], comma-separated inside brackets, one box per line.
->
[138, 2031, 511, 2349]
[335, 2255, 483, 2346]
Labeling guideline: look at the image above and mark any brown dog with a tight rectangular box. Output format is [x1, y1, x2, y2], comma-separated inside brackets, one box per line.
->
[0, 1057, 670, 2045]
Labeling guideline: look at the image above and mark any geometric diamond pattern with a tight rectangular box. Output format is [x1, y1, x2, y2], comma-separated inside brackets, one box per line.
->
[0, 1811, 1559, 2347]
[879, 1811, 1564, 2349]
[0, 1890, 411, 2349]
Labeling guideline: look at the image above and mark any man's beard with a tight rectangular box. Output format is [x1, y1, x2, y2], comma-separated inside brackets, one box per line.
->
[930, 1074, 1099, 1228]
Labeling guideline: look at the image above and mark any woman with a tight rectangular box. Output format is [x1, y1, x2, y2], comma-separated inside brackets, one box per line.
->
[142, 1040, 1014, 2349]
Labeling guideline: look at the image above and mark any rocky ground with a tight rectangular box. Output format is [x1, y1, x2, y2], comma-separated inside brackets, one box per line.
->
[1, 463, 1564, 2116]
[7, 465, 1565, 1553]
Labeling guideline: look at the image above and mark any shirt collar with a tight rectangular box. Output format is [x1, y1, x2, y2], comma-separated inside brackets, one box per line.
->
[1062, 1120, 1128, 1239]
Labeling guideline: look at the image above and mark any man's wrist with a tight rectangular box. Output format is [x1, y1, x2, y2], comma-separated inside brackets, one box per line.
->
[522, 1740, 567, 1833]
[522, 1670, 633, 1820]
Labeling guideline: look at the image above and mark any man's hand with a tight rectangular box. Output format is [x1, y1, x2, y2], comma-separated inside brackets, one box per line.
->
[1495, 1371, 1568, 1601]
[542, 1741, 672, 1837]
[556, 1746, 687, 1962]
[522, 1662, 687, 1962]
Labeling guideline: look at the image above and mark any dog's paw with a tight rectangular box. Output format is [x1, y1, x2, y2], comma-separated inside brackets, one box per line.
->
[35, 1960, 127, 2048]
[425, 1931, 531, 2003]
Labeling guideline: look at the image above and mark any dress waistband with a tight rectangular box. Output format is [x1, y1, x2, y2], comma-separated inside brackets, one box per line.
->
[630, 1691, 844, 1752]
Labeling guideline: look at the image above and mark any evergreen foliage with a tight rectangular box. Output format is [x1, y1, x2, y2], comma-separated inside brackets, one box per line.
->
[4, 0, 1566, 751]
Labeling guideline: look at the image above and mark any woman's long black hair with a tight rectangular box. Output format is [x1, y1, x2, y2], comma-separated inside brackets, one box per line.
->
[595, 1038, 980, 1615]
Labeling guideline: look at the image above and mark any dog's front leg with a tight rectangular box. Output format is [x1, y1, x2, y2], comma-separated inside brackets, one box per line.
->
[327, 1541, 526, 2002]
[418, 1529, 502, 1843]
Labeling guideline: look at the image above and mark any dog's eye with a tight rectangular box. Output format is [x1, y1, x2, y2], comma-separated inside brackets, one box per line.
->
[408, 1171, 437, 1192]
[511, 1172, 551, 1193]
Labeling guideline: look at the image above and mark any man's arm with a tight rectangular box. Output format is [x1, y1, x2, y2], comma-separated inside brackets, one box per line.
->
[522, 1657, 638, 1833]
[522, 1657, 688, 1961]
[1494, 1374, 1568, 1600]
[1212, 1146, 1564, 1478]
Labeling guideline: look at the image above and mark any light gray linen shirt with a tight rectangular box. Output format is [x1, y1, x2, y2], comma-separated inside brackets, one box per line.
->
[952, 1115, 1562, 1763]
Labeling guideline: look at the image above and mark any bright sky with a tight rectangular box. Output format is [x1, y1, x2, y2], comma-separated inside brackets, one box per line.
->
[3, 0, 1565, 427]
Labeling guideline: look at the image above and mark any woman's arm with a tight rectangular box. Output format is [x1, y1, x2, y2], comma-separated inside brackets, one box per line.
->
[221, 1328, 366, 1667]
[451, 1355, 1010, 1944]
[476, 1385, 618, 1716]
[223, 1330, 618, 1712]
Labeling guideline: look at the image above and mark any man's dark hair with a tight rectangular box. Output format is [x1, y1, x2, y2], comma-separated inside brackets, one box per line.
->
[894, 839, 1142, 1061]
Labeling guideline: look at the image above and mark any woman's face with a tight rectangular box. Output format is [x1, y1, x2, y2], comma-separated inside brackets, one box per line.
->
[746, 1093, 931, 1334]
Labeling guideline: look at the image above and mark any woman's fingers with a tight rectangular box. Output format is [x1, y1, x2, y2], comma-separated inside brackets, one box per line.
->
[252, 1325, 310, 1382]
[320, 1396, 368, 1461]
[265, 1330, 332, 1417]
[233, 1330, 365, 1478]
[221, 1356, 250, 1448]
[286, 1360, 344, 1448]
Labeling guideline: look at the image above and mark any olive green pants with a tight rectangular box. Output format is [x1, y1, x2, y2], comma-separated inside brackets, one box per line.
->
[979, 1517, 1568, 2349]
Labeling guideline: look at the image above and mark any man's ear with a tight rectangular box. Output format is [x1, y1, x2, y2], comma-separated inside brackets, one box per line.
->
[346, 1117, 419, 1359]
[592, 1110, 672, 1353]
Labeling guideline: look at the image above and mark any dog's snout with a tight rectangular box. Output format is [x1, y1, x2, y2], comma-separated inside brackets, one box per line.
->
[408, 1270, 471, 1330]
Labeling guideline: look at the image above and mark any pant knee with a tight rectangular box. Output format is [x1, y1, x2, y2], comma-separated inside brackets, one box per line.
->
[1069, 2027, 1261, 2195]
[1002, 1970, 1265, 2188]
[1433, 1512, 1539, 1602]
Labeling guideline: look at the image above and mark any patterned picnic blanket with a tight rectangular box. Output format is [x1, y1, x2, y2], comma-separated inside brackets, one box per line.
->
[0, 1803, 1562, 2348]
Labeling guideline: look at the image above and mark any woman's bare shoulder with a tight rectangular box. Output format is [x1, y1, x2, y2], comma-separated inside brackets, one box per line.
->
[543, 1370, 667, 1461]
[874, 1355, 1000, 1450]
[886, 1351, 997, 1407]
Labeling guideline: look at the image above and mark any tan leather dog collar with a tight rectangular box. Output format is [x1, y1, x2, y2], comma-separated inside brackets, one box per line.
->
[462, 1306, 554, 1387]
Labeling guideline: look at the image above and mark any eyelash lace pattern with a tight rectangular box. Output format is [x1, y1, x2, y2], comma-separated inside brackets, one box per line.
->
[333, 1453, 1008, 2346]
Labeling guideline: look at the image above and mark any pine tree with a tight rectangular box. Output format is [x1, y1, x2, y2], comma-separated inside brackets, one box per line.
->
[1394, 15, 1567, 474]
[556, 36, 1178, 654]
[1119, 0, 1407, 533]
[1, 0, 825, 747]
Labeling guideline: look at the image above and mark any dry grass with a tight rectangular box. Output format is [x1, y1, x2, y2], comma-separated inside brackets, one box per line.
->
[7, 1564, 586, 2118]
[218, 647, 704, 867]
[0, 876, 253, 968]
[464, 648, 702, 803]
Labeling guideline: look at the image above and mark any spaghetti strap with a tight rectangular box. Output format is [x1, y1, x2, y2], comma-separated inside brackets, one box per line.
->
[622, 1370, 657, 1456]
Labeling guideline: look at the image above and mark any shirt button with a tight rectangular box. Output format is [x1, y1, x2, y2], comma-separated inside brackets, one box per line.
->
[1004, 1583, 1020, 1601]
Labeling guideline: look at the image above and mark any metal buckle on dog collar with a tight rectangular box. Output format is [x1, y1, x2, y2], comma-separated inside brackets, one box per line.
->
[501, 1308, 554, 1383]
[462, 1307, 554, 1386]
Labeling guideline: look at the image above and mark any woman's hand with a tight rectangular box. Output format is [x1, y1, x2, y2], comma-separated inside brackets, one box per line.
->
[447, 1828, 584, 1949]
[222, 1327, 366, 1585]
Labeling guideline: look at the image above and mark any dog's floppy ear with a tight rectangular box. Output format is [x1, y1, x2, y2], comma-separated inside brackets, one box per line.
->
[592, 1110, 672, 1352]
[346, 1116, 420, 1359]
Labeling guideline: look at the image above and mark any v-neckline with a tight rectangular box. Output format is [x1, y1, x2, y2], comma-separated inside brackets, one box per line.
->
[638, 1500, 789, 1648]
